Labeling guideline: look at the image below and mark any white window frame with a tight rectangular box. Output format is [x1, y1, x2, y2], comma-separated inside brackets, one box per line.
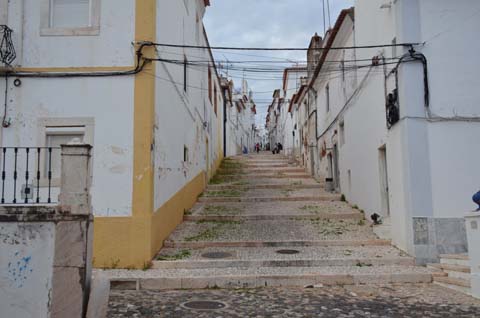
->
[37, 117, 94, 186]
[40, 0, 101, 36]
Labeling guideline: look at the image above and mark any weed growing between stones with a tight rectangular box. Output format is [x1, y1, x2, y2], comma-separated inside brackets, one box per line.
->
[157, 249, 192, 261]
[209, 176, 228, 185]
[356, 261, 373, 267]
[104, 258, 121, 269]
[142, 261, 153, 270]
[310, 219, 353, 236]
[299, 205, 321, 213]
[185, 220, 243, 242]
[203, 205, 242, 215]
[206, 189, 245, 197]
[281, 188, 294, 197]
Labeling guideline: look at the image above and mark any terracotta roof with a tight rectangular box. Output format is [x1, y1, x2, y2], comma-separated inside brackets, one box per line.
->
[288, 94, 297, 113]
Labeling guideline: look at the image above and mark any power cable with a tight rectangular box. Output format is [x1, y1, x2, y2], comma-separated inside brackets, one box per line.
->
[147, 42, 421, 51]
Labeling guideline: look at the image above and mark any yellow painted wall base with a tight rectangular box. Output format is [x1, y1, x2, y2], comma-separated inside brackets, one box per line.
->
[150, 171, 206, 256]
[93, 171, 206, 269]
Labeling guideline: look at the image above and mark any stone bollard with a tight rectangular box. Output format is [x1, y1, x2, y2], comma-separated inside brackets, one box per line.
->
[465, 212, 480, 299]
[51, 142, 93, 318]
[59, 142, 93, 215]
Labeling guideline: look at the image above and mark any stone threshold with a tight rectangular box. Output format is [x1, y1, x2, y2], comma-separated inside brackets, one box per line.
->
[206, 184, 324, 190]
[218, 174, 312, 179]
[109, 273, 433, 291]
[183, 213, 363, 222]
[163, 239, 392, 249]
[152, 257, 416, 269]
[198, 195, 341, 203]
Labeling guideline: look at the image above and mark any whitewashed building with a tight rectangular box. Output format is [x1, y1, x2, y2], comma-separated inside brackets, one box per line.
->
[0, 0, 226, 268]
[222, 78, 258, 156]
[281, 67, 307, 159]
[296, 0, 480, 264]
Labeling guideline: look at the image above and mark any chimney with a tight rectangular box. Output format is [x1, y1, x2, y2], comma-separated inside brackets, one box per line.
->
[307, 33, 323, 81]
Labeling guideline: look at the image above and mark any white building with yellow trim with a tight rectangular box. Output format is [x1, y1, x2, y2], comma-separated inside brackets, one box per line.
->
[0, 0, 224, 268]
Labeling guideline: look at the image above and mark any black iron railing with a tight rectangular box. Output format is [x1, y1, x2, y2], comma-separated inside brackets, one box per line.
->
[0, 147, 61, 204]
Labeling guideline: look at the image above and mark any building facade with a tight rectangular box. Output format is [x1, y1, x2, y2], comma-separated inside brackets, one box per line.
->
[0, 0, 225, 268]
[286, 0, 480, 264]
[222, 78, 258, 156]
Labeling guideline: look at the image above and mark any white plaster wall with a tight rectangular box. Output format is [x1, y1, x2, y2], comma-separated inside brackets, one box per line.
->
[1, 1, 137, 216]
[8, 0, 135, 68]
[1, 77, 135, 216]
[0, 222, 55, 318]
[153, 0, 224, 210]
[428, 123, 480, 218]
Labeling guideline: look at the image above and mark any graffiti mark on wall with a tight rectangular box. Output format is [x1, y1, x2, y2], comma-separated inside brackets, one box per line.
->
[7, 252, 33, 288]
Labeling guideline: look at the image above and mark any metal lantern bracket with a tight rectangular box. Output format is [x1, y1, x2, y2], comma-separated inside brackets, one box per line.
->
[0, 25, 16, 66]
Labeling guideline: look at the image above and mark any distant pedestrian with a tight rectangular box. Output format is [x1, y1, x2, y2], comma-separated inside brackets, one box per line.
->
[277, 143, 283, 153]
[255, 143, 260, 153]
[473, 190, 480, 211]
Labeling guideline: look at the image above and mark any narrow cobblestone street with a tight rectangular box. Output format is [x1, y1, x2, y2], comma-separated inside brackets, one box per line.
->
[108, 284, 480, 317]
[105, 153, 480, 317]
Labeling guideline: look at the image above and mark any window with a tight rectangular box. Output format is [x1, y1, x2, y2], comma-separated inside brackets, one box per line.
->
[183, 146, 189, 162]
[37, 117, 94, 185]
[183, 56, 188, 93]
[45, 127, 85, 179]
[41, 0, 101, 36]
[326, 84, 330, 112]
[339, 121, 345, 146]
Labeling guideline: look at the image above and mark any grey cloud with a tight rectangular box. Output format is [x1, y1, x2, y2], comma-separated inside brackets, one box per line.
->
[204, 0, 353, 125]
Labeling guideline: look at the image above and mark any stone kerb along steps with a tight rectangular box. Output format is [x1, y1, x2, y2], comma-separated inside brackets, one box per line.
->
[105, 153, 437, 291]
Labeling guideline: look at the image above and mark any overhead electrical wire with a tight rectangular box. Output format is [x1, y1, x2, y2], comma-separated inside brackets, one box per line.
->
[147, 41, 421, 51]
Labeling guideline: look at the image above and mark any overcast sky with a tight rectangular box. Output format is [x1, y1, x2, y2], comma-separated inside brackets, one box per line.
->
[204, 0, 353, 128]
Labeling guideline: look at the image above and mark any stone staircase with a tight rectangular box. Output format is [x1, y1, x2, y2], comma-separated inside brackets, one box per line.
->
[105, 153, 436, 290]
[430, 254, 472, 295]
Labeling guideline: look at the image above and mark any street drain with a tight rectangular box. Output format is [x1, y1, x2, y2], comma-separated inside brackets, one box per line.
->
[201, 252, 233, 259]
[182, 300, 227, 311]
[276, 249, 300, 255]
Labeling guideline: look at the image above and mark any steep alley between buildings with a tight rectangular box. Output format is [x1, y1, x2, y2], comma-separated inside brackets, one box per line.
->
[104, 153, 436, 291]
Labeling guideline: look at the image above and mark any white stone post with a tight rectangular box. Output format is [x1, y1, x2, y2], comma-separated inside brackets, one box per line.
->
[59, 142, 93, 215]
[465, 212, 480, 299]
[51, 142, 93, 318]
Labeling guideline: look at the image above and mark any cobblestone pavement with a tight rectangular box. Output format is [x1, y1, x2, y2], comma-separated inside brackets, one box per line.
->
[107, 284, 480, 318]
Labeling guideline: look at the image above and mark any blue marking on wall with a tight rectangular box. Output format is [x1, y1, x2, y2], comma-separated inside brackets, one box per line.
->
[7, 252, 33, 288]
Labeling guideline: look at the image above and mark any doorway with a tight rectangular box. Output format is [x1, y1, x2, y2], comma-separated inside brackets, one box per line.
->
[206, 138, 210, 181]
[309, 146, 315, 176]
[333, 144, 340, 191]
[378, 146, 390, 217]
